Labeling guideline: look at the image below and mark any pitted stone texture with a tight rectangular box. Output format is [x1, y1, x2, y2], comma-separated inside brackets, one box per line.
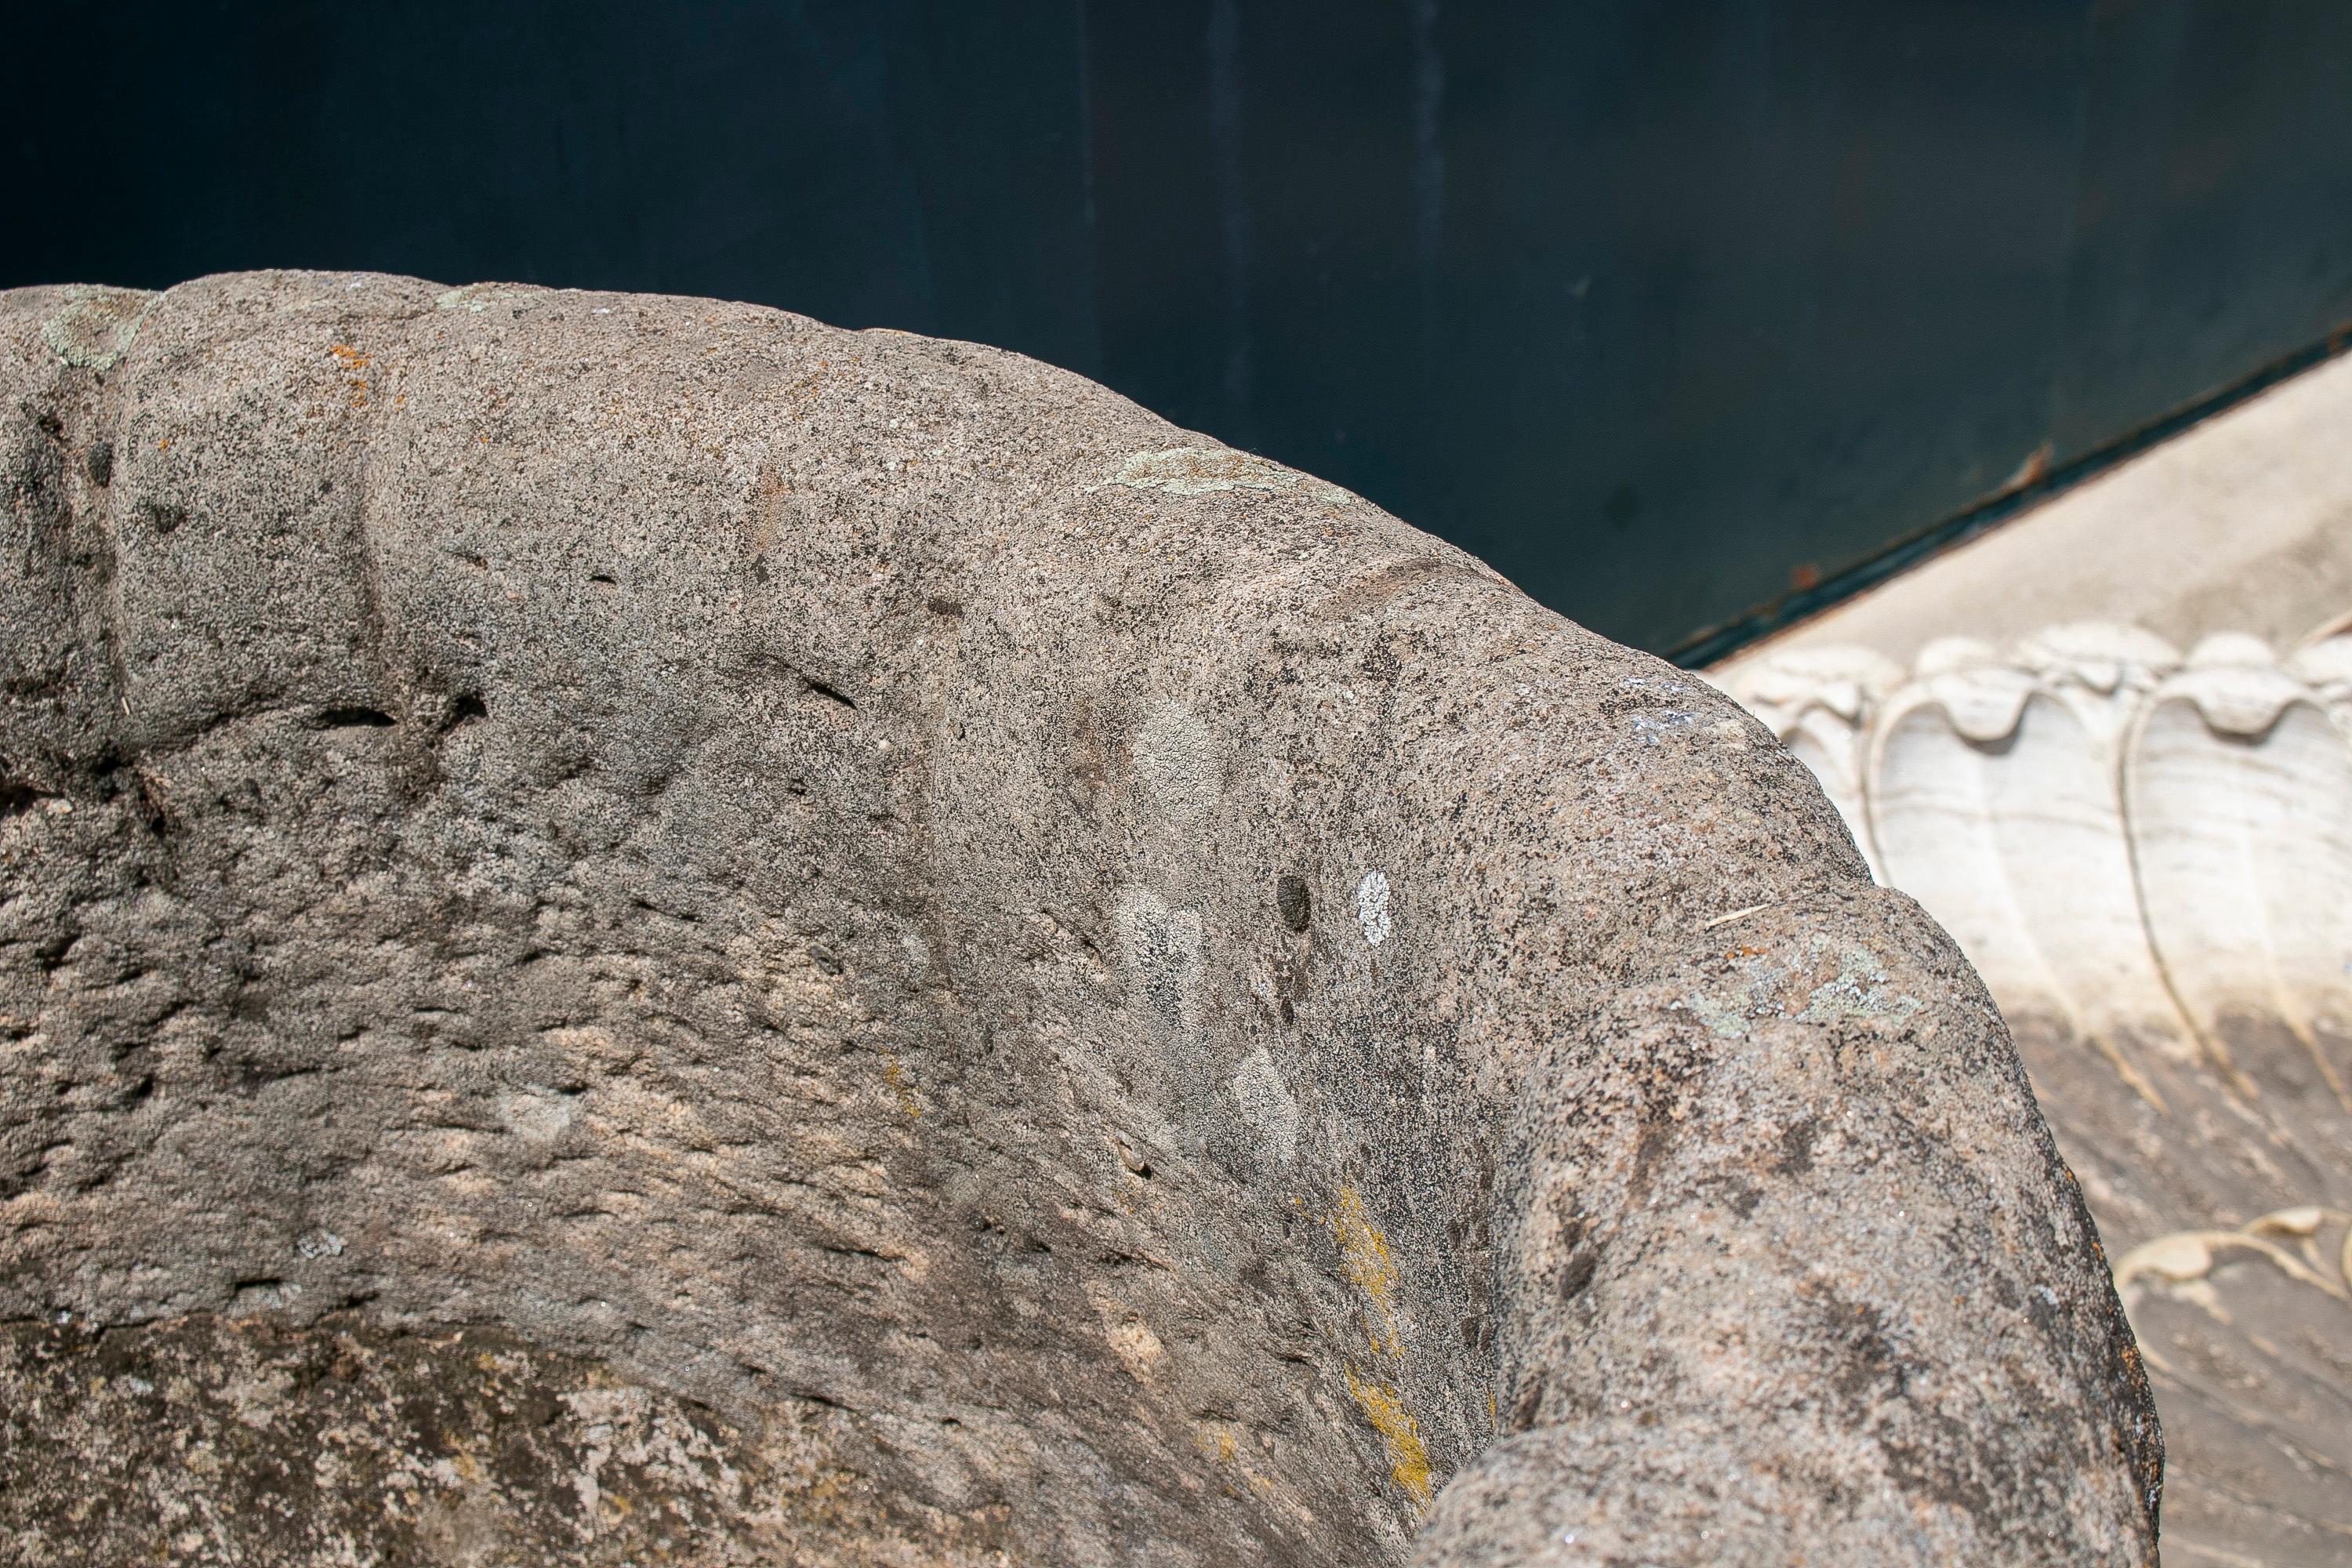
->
[2, 1312, 983, 1567]
[0, 272, 2158, 1564]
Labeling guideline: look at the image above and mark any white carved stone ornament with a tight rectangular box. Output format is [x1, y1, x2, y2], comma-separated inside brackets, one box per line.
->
[1717, 624, 2352, 1566]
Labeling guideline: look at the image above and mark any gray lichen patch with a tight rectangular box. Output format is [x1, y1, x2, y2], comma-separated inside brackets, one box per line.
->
[434, 282, 553, 315]
[1232, 1045, 1301, 1167]
[1129, 699, 1221, 827]
[1115, 884, 1206, 1037]
[1671, 931, 1927, 1040]
[1099, 445, 1351, 503]
[39, 285, 154, 369]
[1798, 944, 1929, 1028]
[0, 1313, 994, 1568]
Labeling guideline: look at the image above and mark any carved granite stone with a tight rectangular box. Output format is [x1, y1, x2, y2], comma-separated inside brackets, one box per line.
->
[0, 273, 2159, 1564]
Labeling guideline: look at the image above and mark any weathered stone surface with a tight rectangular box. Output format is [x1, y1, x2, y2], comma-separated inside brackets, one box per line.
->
[0, 272, 2158, 1563]
[3, 1312, 972, 1566]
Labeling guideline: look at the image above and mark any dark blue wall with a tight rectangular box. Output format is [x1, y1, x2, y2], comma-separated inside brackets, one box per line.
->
[10, 2, 2351, 655]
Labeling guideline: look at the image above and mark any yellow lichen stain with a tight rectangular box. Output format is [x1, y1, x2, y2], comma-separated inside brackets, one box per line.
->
[1191, 1421, 1290, 1510]
[881, 1053, 921, 1120]
[1305, 1187, 1440, 1511]
[329, 343, 376, 408]
[1327, 1185, 1402, 1354]
[764, 1461, 868, 1528]
[1343, 1365, 1432, 1508]
[1190, 1421, 1239, 1464]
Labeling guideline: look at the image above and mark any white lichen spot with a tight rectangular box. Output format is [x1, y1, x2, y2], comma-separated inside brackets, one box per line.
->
[1232, 1047, 1301, 1166]
[1356, 871, 1392, 946]
[1673, 930, 1926, 1039]
[294, 1229, 345, 1260]
[1099, 445, 1352, 503]
[1628, 709, 1698, 747]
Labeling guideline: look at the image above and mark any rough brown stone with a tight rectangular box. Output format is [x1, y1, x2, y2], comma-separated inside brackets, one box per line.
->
[0, 272, 2158, 1563]
[2, 1312, 976, 1566]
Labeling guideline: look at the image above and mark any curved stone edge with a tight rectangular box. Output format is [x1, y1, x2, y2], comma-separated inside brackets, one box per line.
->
[0, 272, 2161, 1565]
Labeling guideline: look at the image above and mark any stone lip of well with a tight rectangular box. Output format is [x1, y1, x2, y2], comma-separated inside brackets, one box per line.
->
[0, 270, 2158, 1566]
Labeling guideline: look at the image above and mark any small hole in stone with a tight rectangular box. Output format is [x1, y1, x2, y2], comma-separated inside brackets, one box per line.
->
[1276, 874, 1312, 932]
[310, 706, 395, 730]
